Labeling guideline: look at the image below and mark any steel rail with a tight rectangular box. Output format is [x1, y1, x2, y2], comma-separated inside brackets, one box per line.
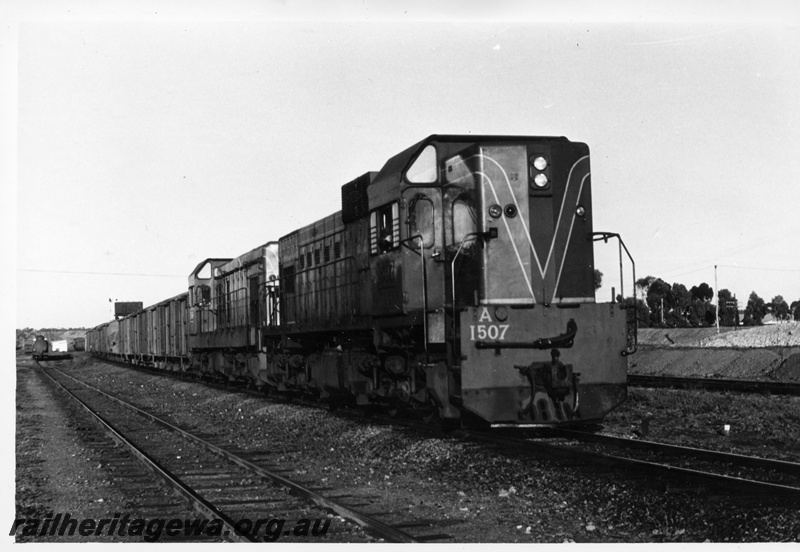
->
[48, 366, 420, 544]
[39, 366, 256, 543]
[548, 428, 800, 476]
[465, 430, 800, 500]
[349, 407, 800, 499]
[628, 374, 800, 396]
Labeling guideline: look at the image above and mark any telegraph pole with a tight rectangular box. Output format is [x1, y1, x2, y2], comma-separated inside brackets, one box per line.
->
[714, 265, 720, 334]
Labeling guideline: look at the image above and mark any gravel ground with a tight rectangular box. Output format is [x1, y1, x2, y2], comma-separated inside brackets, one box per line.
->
[603, 388, 800, 462]
[26, 354, 797, 543]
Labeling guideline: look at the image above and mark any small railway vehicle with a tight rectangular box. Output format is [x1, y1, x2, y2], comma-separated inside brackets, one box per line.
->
[89, 135, 636, 426]
[32, 335, 49, 360]
[73, 337, 86, 351]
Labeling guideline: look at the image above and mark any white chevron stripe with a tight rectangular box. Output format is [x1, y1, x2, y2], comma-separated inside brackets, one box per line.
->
[543, 155, 590, 276]
[552, 171, 590, 303]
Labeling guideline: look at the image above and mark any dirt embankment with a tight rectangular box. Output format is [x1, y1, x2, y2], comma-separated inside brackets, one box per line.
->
[638, 323, 800, 348]
[631, 323, 800, 382]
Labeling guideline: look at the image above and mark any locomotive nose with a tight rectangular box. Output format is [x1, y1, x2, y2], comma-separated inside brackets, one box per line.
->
[460, 302, 627, 425]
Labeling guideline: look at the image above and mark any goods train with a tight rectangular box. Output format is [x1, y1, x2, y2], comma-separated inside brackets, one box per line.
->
[88, 135, 636, 426]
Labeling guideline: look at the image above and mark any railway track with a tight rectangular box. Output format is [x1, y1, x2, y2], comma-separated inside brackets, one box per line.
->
[66, 357, 800, 507]
[37, 363, 453, 543]
[313, 398, 800, 502]
[628, 374, 800, 396]
[467, 427, 800, 501]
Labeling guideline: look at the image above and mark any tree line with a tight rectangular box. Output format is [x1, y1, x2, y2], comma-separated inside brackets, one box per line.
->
[596, 271, 800, 328]
[16, 327, 88, 340]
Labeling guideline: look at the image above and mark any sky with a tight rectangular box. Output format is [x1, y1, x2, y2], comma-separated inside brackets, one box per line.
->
[4, 0, 800, 335]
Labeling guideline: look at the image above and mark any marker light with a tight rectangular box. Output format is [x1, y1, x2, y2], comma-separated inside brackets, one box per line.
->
[504, 204, 518, 218]
[532, 156, 547, 170]
[488, 204, 502, 218]
[533, 173, 548, 188]
[576, 205, 586, 217]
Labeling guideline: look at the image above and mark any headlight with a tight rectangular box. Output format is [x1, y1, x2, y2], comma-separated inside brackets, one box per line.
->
[532, 156, 547, 170]
[533, 173, 548, 188]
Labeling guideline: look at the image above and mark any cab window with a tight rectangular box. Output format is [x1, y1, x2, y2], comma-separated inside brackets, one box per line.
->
[408, 194, 435, 248]
[195, 284, 211, 306]
[370, 202, 400, 254]
[452, 197, 477, 244]
[405, 145, 437, 184]
[196, 262, 212, 279]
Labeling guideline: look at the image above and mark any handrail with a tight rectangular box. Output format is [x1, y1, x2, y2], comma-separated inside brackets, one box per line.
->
[448, 230, 499, 361]
[450, 233, 481, 363]
[591, 232, 637, 356]
[399, 233, 428, 353]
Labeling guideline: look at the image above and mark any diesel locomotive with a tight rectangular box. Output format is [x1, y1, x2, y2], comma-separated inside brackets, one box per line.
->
[88, 134, 636, 426]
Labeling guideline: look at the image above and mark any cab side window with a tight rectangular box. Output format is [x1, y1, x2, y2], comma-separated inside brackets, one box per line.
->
[370, 202, 400, 254]
[195, 285, 211, 306]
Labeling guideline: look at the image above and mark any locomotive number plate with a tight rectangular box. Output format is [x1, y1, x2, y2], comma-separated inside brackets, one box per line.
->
[468, 324, 510, 341]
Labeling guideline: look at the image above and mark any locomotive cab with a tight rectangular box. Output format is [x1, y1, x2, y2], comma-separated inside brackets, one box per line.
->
[188, 246, 279, 383]
[367, 135, 633, 425]
[188, 258, 232, 337]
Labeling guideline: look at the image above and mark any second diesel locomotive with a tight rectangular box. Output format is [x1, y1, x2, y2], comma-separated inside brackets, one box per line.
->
[88, 134, 635, 426]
